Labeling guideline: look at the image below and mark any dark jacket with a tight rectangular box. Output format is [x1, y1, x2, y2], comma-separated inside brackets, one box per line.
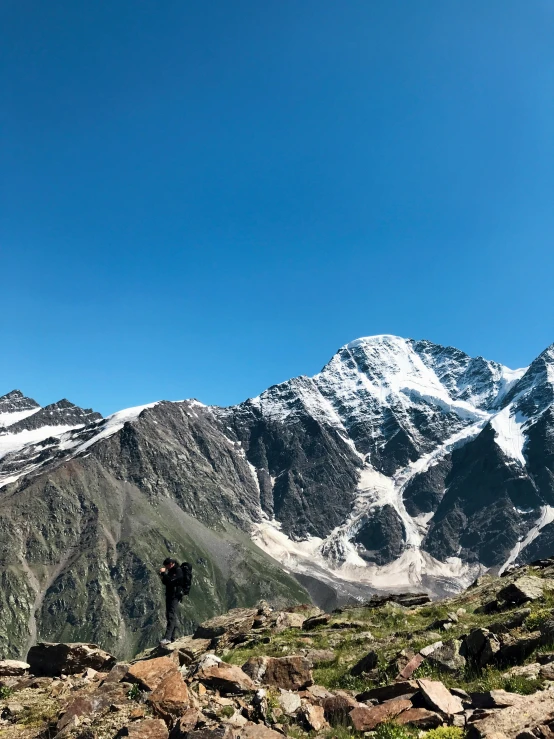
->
[161, 566, 184, 600]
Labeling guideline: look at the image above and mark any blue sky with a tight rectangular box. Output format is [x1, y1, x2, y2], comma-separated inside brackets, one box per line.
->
[2, 1, 553, 415]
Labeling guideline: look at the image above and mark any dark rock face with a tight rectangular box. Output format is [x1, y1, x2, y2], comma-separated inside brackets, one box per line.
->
[0, 390, 40, 422]
[423, 425, 541, 566]
[220, 399, 361, 539]
[403, 458, 452, 517]
[353, 505, 406, 565]
[7, 399, 102, 433]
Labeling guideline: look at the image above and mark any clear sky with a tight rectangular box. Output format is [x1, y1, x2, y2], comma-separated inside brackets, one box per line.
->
[2, 1, 553, 416]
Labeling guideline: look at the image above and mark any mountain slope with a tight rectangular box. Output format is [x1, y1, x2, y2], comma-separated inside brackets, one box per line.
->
[1, 335, 554, 660]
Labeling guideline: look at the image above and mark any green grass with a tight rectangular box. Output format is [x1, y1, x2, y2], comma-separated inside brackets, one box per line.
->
[423, 728, 464, 739]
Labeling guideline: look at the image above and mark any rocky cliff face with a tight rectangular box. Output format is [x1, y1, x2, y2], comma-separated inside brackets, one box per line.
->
[1, 335, 554, 660]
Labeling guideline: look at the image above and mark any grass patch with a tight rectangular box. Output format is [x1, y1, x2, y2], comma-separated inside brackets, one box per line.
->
[423, 728, 464, 739]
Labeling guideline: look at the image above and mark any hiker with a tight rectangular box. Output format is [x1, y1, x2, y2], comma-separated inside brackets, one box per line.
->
[158, 557, 185, 646]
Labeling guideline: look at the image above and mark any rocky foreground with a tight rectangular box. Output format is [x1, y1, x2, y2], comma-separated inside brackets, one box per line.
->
[7, 561, 554, 738]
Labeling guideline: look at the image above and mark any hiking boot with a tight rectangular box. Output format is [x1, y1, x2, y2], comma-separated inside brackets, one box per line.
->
[159, 639, 171, 647]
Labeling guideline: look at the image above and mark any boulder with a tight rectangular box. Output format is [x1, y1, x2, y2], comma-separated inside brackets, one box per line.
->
[322, 691, 359, 724]
[126, 657, 178, 691]
[242, 656, 312, 690]
[170, 728, 232, 739]
[161, 637, 212, 665]
[469, 690, 525, 709]
[356, 681, 418, 703]
[487, 609, 531, 634]
[425, 639, 465, 674]
[193, 608, 259, 641]
[466, 689, 554, 739]
[197, 662, 255, 694]
[104, 663, 131, 683]
[420, 641, 444, 657]
[330, 619, 366, 629]
[273, 612, 306, 631]
[462, 629, 500, 667]
[168, 709, 202, 739]
[148, 671, 191, 722]
[305, 649, 335, 666]
[302, 613, 331, 630]
[502, 663, 541, 679]
[539, 663, 554, 680]
[27, 642, 116, 676]
[349, 699, 412, 731]
[364, 593, 431, 608]
[350, 650, 379, 676]
[497, 631, 542, 665]
[417, 679, 464, 715]
[394, 708, 443, 729]
[297, 704, 328, 731]
[122, 719, 169, 739]
[397, 653, 424, 679]
[304, 684, 334, 704]
[232, 724, 283, 738]
[0, 660, 29, 677]
[277, 689, 301, 715]
[497, 576, 544, 605]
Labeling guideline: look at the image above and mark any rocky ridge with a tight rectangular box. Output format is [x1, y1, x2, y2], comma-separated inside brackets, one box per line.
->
[5, 561, 554, 738]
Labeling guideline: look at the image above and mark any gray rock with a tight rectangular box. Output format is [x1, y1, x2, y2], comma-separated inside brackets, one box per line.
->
[0, 660, 29, 677]
[425, 639, 465, 673]
[497, 576, 544, 605]
[27, 643, 116, 676]
[350, 650, 379, 676]
[462, 628, 500, 667]
[417, 678, 464, 715]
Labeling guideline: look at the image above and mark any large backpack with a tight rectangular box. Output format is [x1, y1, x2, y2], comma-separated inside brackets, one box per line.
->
[180, 562, 193, 596]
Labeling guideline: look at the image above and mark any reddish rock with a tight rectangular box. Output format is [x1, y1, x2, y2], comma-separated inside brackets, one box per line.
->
[349, 700, 412, 731]
[168, 709, 203, 738]
[148, 670, 191, 722]
[242, 655, 312, 690]
[57, 697, 96, 731]
[104, 663, 131, 684]
[395, 708, 443, 729]
[126, 657, 178, 692]
[397, 653, 425, 680]
[417, 678, 464, 715]
[198, 662, 255, 694]
[124, 719, 169, 739]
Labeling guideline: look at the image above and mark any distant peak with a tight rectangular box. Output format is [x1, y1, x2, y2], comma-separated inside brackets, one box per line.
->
[0, 389, 26, 400]
[343, 334, 408, 350]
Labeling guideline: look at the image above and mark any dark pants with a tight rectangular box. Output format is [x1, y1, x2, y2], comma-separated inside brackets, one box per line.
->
[164, 596, 180, 641]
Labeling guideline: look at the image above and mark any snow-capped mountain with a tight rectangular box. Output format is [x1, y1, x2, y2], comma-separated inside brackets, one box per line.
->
[2, 335, 554, 659]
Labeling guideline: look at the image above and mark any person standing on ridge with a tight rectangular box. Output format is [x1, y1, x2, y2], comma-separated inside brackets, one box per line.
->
[158, 557, 184, 646]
